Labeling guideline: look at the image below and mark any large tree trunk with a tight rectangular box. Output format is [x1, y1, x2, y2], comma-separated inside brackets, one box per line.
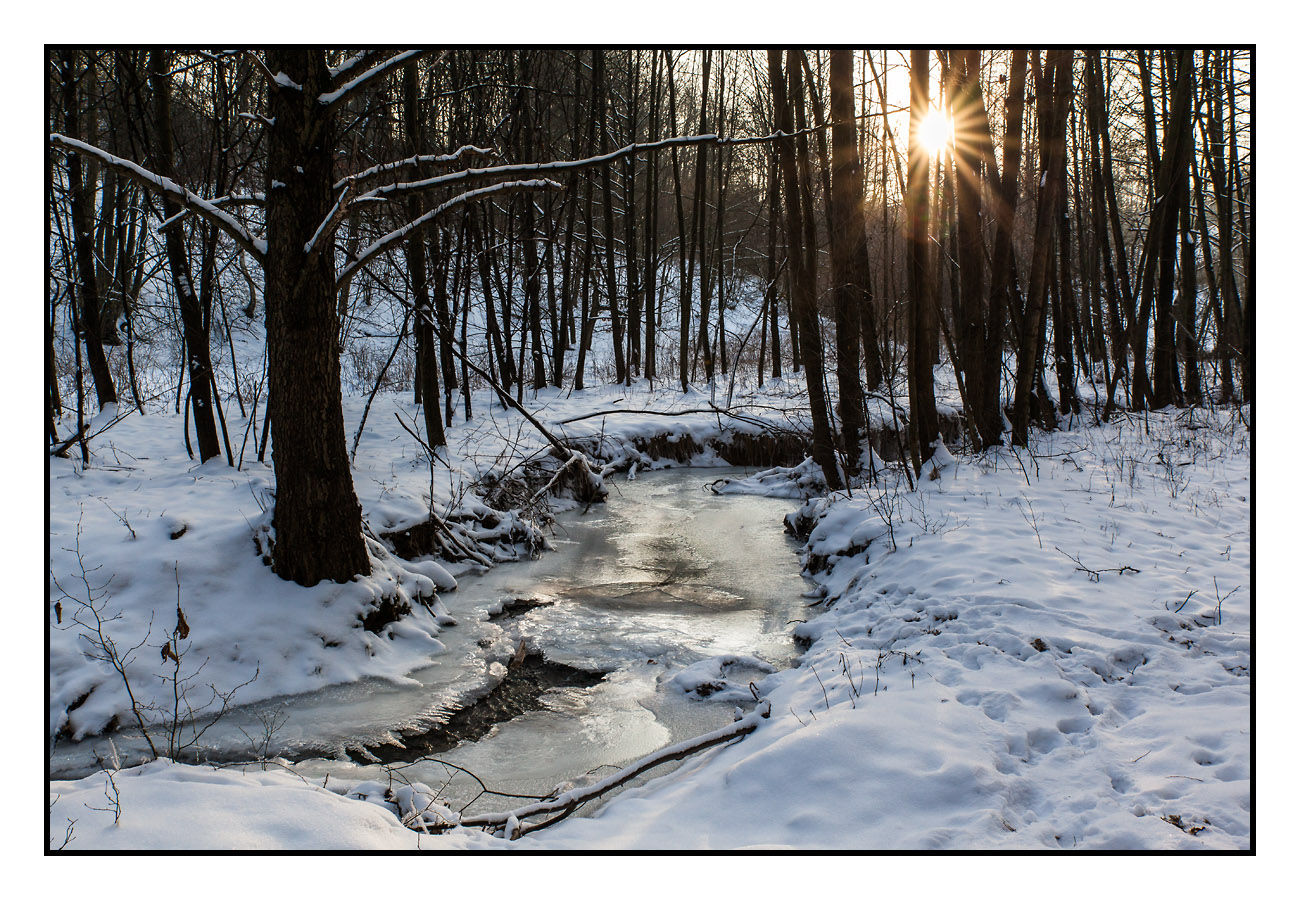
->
[263, 49, 370, 586]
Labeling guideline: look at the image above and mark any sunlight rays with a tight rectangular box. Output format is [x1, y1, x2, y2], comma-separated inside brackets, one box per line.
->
[919, 108, 953, 156]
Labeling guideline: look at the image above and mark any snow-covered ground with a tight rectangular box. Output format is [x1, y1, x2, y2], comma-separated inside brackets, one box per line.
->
[545, 408, 1252, 849]
[48, 369, 1252, 853]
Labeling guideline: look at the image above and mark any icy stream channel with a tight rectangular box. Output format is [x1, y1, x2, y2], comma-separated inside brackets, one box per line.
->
[51, 467, 811, 815]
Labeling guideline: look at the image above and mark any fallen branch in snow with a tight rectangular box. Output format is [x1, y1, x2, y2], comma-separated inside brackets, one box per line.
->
[452, 700, 771, 839]
[558, 406, 736, 425]
[1055, 547, 1141, 582]
[527, 452, 591, 508]
[50, 423, 89, 458]
[556, 403, 804, 438]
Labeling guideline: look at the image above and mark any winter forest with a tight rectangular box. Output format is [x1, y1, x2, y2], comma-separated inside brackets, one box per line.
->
[47, 47, 1252, 853]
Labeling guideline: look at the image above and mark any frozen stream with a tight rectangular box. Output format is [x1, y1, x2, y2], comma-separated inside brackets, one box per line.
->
[51, 467, 811, 815]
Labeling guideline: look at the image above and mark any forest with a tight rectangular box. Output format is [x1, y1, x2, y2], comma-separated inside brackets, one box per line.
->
[46, 48, 1253, 852]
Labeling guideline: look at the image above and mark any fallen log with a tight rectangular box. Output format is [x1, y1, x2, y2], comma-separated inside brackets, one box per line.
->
[453, 699, 771, 839]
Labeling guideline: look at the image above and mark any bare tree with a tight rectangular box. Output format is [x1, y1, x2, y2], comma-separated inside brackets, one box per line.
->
[906, 49, 940, 471]
[767, 50, 842, 489]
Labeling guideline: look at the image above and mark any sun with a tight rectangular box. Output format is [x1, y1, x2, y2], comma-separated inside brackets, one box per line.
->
[919, 109, 952, 155]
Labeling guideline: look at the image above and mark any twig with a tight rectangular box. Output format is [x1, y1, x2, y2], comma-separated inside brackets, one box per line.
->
[1054, 547, 1141, 582]
[809, 663, 831, 710]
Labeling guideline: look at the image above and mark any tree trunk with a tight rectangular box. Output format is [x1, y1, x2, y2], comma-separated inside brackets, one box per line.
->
[263, 48, 369, 586]
[149, 49, 221, 461]
[680, 51, 710, 392]
[766, 152, 783, 379]
[594, 51, 627, 385]
[60, 49, 118, 411]
[768, 50, 842, 490]
[642, 50, 662, 382]
[950, 49, 995, 448]
[1052, 93, 1081, 419]
[402, 61, 446, 446]
[1149, 49, 1195, 409]
[827, 49, 868, 470]
[1207, 49, 1243, 401]
[906, 49, 940, 472]
[1011, 50, 1071, 445]
[1084, 50, 1121, 405]
[977, 49, 1026, 449]
[1178, 187, 1201, 405]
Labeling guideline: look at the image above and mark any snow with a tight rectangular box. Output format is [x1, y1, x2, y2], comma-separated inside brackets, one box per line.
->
[667, 654, 777, 701]
[49, 380, 1252, 852]
[47, 757, 498, 850]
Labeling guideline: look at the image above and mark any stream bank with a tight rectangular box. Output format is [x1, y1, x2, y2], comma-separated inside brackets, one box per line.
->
[51, 465, 812, 822]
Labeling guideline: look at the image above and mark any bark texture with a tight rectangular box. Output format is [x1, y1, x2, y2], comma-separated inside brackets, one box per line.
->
[264, 49, 370, 586]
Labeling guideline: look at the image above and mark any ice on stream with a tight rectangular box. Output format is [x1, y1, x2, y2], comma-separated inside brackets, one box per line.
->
[52, 467, 810, 813]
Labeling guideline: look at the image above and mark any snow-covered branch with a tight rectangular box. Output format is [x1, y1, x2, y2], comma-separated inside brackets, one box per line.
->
[157, 191, 265, 232]
[241, 51, 289, 91]
[357, 128, 828, 203]
[50, 134, 266, 261]
[167, 50, 241, 77]
[334, 145, 499, 190]
[303, 184, 351, 257]
[318, 49, 436, 107]
[326, 50, 376, 80]
[337, 178, 561, 285]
